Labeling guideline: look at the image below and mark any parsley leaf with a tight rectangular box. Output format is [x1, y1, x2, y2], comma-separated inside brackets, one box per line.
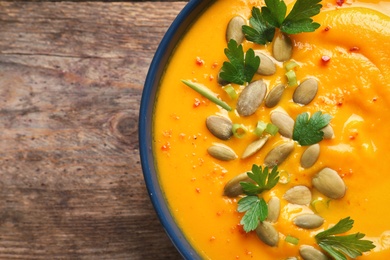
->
[293, 111, 332, 146]
[281, 0, 322, 34]
[240, 165, 279, 196]
[315, 217, 376, 260]
[237, 196, 268, 232]
[262, 0, 287, 27]
[237, 165, 279, 232]
[243, 0, 322, 45]
[219, 39, 260, 85]
[242, 7, 275, 45]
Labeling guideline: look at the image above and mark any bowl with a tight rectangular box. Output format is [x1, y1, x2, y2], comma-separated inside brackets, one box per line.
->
[139, 1, 212, 259]
[139, 0, 390, 259]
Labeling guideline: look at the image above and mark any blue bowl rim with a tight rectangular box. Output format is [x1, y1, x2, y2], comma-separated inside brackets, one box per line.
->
[139, 0, 213, 259]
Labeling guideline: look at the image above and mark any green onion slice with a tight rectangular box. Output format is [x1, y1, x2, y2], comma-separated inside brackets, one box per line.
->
[254, 121, 267, 136]
[311, 198, 330, 214]
[285, 70, 298, 87]
[254, 122, 279, 136]
[265, 123, 279, 136]
[285, 235, 299, 245]
[232, 124, 247, 138]
[278, 170, 290, 184]
[222, 84, 238, 100]
[181, 80, 232, 111]
[284, 60, 299, 71]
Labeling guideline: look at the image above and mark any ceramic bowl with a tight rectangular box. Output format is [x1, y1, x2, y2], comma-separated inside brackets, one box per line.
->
[139, 1, 212, 259]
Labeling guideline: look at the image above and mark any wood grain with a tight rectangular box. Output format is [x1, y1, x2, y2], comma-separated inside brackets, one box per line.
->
[0, 1, 186, 259]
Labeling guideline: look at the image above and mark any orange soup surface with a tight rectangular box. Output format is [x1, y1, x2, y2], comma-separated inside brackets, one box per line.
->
[153, 0, 390, 259]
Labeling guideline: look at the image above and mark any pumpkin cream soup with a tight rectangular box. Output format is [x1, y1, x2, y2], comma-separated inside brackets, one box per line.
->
[153, 0, 390, 259]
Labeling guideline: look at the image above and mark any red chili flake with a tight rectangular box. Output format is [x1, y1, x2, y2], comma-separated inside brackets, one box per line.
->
[349, 130, 358, 140]
[321, 55, 331, 63]
[209, 236, 216, 241]
[324, 26, 331, 32]
[336, 0, 345, 6]
[373, 97, 378, 102]
[350, 46, 360, 52]
[195, 188, 201, 193]
[193, 98, 201, 108]
[211, 62, 218, 69]
[209, 74, 214, 81]
[196, 57, 205, 66]
[161, 142, 171, 151]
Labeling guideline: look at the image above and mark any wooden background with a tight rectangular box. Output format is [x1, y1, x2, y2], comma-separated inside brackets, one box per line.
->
[0, 0, 188, 259]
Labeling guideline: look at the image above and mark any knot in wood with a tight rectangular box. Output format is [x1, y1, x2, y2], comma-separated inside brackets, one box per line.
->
[109, 112, 137, 145]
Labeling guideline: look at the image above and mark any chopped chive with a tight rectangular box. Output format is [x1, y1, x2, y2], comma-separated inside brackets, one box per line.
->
[181, 80, 232, 111]
[285, 235, 299, 245]
[232, 124, 247, 138]
[222, 84, 238, 100]
[265, 123, 279, 136]
[285, 70, 298, 86]
[254, 121, 267, 136]
[284, 60, 299, 71]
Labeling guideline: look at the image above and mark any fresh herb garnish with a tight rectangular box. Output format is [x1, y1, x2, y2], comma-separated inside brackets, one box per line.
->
[238, 196, 268, 232]
[242, 0, 322, 45]
[315, 217, 376, 260]
[237, 165, 279, 232]
[281, 0, 322, 34]
[242, 7, 275, 45]
[181, 79, 232, 111]
[293, 111, 332, 146]
[219, 39, 260, 85]
[241, 165, 279, 196]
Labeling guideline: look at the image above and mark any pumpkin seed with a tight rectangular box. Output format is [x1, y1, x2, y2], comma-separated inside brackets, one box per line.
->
[223, 172, 252, 197]
[267, 197, 280, 223]
[254, 50, 277, 76]
[237, 80, 267, 117]
[293, 78, 318, 105]
[312, 167, 346, 199]
[273, 32, 293, 62]
[270, 110, 295, 138]
[255, 221, 279, 247]
[299, 245, 330, 260]
[300, 144, 320, 168]
[321, 124, 335, 139]
[264, 142, 294, 167]
[206, 115, 233, 140]
[241, 136, 269, 159]
[207, 143, 237, 161]
[286, 258, 298, 260]
[294, 213, 324, 229]
[226, 16, 246, 44]
[283, 185, 312, 205]
[265, 84, 286, 108]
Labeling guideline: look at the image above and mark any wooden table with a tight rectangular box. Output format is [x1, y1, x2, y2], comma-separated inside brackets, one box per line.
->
[0, 1, 188, 259]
